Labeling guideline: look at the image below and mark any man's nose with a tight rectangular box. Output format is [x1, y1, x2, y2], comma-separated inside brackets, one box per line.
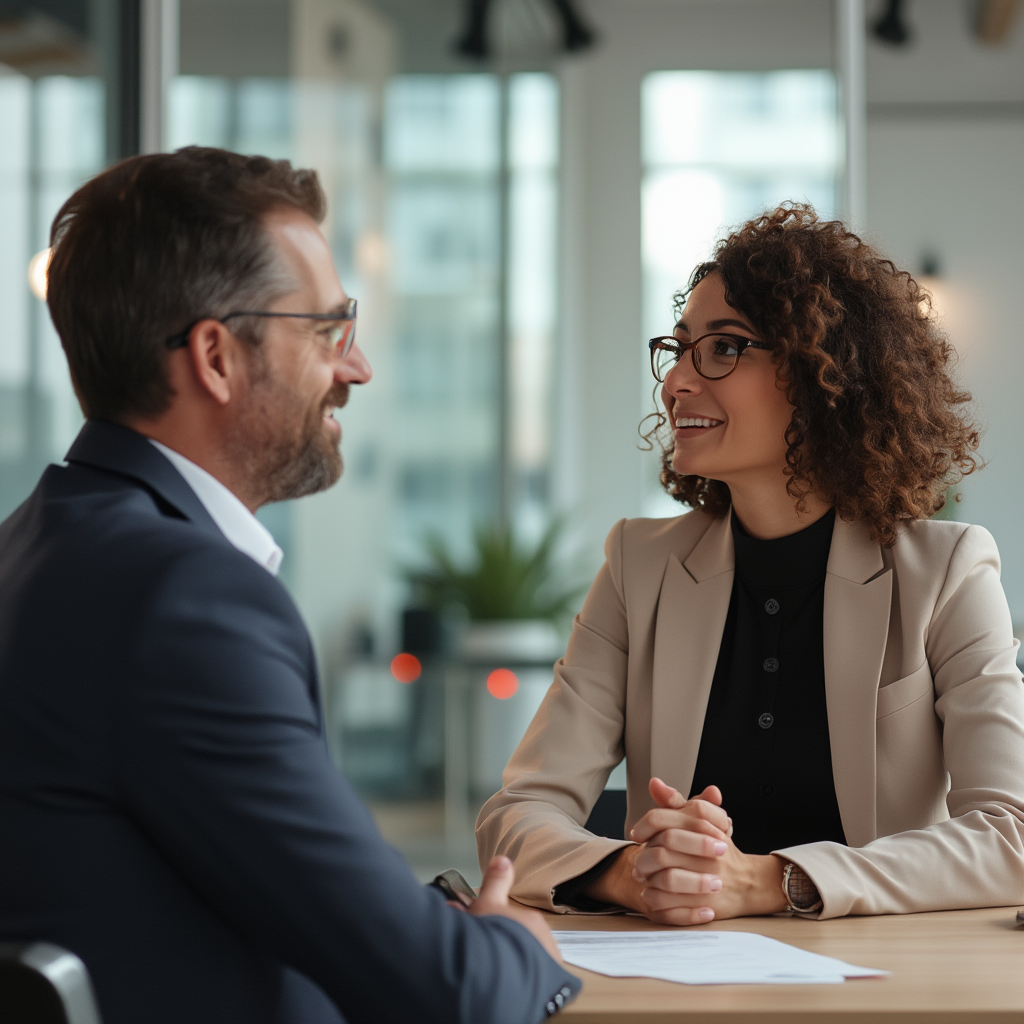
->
[336, 341, 372, 384]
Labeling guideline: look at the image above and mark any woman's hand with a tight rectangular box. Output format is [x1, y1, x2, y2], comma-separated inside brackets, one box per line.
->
[583, 778, 787, 924]
[630, 779, 787, 925]
[582, 779, 733, 917]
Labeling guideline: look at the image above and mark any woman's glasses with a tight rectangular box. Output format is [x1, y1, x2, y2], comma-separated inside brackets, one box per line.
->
[165, 298, 358, 356]
[648, 331, 771, 382]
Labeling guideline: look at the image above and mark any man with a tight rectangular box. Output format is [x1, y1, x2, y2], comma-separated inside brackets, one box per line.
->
[0, 148, 579, 1024]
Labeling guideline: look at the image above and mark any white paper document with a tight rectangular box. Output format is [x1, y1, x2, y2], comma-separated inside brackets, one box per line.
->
[552, 929, 889, 985]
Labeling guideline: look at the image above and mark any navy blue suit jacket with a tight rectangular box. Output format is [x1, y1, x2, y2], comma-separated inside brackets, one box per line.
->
[0, 421, 580, 1024]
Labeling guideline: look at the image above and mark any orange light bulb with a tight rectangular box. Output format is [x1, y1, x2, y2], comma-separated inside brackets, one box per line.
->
[390, 653, 422, 683]
[486, 668, 519, 700]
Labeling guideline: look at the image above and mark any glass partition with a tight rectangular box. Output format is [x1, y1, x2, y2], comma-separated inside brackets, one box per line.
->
[0, 0, 124, 521]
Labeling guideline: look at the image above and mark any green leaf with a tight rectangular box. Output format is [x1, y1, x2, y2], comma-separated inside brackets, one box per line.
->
[405, 520, 587, 624]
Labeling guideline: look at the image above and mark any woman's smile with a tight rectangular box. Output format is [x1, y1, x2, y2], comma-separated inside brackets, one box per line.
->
[673, 414, 725, 436]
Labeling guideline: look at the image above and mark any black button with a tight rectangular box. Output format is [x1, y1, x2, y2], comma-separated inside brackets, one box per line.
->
[765, 598, 780, 614]
[763, 657, 779, 672]
[759, 782, 776, 797]
[758, 712, 774, 729]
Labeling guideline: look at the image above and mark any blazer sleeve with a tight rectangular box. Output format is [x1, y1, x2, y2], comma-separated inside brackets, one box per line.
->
[777, 524, 1024, 918]
[117, 544, 579, 1024]
[476, 520, 636, 912]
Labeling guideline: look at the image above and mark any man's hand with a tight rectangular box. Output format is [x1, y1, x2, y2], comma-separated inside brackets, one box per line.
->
[630, 780, 787, 925]
[469, 856, 563, 963]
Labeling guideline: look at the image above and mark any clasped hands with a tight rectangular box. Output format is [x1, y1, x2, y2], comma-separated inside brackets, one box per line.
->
[583, 779, 787, 925]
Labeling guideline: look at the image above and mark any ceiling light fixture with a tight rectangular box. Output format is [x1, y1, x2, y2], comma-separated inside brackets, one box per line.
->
[455, 0, 596, 59]
[872, 0, 912, 47]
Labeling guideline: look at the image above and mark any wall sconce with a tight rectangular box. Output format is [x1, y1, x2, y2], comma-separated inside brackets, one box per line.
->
[28, 248, 51, 301]
[918, 251, 943, 316]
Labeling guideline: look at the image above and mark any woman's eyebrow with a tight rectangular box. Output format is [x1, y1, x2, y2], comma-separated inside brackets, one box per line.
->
[707, 317, 756, 332]
[675, 317, 757, 335]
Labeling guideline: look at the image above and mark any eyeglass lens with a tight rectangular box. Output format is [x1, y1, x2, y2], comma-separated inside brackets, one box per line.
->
[327, 300, 357, 356]
[329, 321, 356, 355]
[651, 335, 745, 382]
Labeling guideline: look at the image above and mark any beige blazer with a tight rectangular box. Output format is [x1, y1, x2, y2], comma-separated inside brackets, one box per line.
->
[476, 509, 1024, 919]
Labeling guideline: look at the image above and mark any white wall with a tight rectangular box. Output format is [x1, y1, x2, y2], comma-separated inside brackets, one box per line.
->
[862, 0, 1024, 618]
[866, 118, 1024, 617]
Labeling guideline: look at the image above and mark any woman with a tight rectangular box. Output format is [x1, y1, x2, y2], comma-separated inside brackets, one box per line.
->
[476, 204, 1024, 924]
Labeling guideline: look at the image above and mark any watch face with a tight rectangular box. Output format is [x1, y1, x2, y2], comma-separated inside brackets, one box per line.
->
[433, 869, 475, 907]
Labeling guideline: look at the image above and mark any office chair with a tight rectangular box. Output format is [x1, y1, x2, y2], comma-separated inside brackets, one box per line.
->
[0, 942, 103, 1024]
[585, 789, 627, 840]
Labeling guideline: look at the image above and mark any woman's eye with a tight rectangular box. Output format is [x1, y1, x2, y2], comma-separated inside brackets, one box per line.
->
[710, 337, 740, 357]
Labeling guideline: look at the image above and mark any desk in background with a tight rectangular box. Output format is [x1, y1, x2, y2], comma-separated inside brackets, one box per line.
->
[550, 906, 1023, 1023]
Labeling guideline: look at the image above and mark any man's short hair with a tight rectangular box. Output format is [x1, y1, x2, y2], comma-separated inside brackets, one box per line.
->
[47, 147, 326, 422]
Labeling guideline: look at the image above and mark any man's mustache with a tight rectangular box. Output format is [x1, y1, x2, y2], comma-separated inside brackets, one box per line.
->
[325, 383, 350, 412]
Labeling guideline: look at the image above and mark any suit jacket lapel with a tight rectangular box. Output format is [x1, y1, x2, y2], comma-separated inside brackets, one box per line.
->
[823, 516, 891, 847]
[650, 511, 735, 796]
[65, 420, 224, 540]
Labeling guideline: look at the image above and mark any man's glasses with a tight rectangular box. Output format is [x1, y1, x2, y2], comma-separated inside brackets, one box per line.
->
[648, 331, 771, 382]
[165, 298, 358, 356]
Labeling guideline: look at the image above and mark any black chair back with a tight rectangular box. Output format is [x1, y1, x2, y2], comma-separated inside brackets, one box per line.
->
[585, 789, 628, 840]
[0, 943, 102, 1024]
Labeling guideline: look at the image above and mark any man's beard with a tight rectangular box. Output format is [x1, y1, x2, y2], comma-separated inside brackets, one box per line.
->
[228, 361, 348, 507]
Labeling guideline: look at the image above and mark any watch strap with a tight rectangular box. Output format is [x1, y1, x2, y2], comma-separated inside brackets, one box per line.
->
[782, 861, 823, 915]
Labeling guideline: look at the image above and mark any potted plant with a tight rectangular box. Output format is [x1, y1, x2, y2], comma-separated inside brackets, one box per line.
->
[407, 521, 586, 797]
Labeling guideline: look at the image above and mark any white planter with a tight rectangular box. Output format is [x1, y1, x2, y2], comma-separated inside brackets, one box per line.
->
[459, 620, 565, 796]
[459, 619, 564, 664]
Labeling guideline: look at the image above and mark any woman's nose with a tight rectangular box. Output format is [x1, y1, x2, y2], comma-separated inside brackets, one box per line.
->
[664, 350, 703, 394]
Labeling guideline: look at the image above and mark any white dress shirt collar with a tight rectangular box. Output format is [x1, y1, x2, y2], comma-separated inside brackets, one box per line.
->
[149, 440, 283, 576]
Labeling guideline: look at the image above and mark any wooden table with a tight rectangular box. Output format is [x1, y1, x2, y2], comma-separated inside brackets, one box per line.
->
[549, 906, 1024, 1023]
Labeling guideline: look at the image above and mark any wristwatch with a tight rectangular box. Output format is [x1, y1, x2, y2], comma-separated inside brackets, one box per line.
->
[781, 862, 823, 915]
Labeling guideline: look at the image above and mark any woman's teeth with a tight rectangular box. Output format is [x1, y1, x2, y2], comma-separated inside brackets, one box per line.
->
[675, 417, 719, 428]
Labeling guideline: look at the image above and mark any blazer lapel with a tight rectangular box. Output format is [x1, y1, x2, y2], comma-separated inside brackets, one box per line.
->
[650, 512, 735, 796]
[823, 517, 892, 848]
[65, 420, 223, 539]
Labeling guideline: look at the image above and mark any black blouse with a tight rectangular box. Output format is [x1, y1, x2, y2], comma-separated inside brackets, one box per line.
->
[689, 508, 847, 854]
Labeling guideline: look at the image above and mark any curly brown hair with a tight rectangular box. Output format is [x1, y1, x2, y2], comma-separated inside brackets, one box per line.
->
[641, 203, 980, 546]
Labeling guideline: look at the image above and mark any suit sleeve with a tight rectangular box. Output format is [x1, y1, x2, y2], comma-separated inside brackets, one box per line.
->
[777, 525, 1024, 918]
[116, 544, 579, 1024]
[476, 520, 635, 912]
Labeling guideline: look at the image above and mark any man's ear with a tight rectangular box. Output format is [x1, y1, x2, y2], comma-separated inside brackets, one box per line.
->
[184, 320, 244, 406]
